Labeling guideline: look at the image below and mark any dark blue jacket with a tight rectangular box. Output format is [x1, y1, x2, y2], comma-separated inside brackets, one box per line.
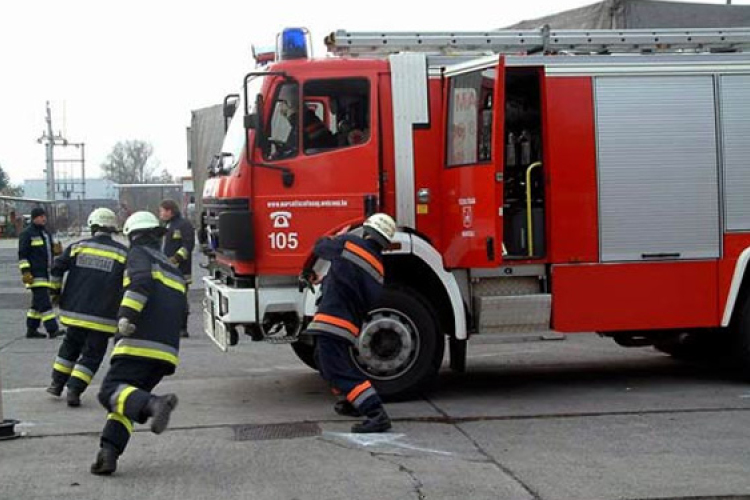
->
[162, 214, 195, 283]
[51, 234, 128, 334]
[306, 234, 384, 345]
[18, 223, 54, 288]
[115, 238, 187, 374]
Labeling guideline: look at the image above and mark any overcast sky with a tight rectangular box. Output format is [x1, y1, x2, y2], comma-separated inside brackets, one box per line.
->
[0, 0, 744, 186]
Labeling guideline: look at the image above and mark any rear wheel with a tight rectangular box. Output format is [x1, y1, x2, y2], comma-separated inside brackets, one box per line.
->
[731, 294, 750, 378]
[351, 287, 444, 399]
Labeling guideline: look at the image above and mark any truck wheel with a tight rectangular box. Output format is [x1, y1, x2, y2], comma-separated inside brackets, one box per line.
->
[654, 331, 729, 363]
[291, 340, 318, 371]
[351, 287, 444, 399]
[731, 294, 750, 378]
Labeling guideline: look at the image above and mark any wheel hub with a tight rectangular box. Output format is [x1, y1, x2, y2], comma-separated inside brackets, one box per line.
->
[355, 309, 419, 379]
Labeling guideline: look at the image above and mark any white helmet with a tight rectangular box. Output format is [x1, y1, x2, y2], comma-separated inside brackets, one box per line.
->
[87, 207, 118, 231]
[123, 211, 160, 237]
[363, 213, 397, 246]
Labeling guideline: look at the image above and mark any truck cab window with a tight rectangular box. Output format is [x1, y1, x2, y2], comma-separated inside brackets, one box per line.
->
[446, 69, 495, 167]
[265, 82, 300, 160]
[302, 78, 370, 155]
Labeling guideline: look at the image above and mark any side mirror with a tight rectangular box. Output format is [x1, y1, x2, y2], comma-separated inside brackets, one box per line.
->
[223, 94, 239, 133]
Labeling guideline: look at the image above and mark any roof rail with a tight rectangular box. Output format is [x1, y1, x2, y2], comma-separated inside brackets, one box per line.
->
[325, 27, 750, 56]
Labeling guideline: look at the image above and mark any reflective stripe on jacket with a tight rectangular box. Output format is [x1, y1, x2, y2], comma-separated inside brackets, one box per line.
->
[162, 214, 195, 282]
[305, 235, 384, 345]
[115, 241, 186, 373]
[52, 234, 128, 333]
[18, 224, 54, 286]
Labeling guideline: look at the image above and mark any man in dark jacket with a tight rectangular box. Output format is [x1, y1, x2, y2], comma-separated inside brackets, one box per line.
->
[90, 211, 186, 476]
[46, 208, 127, 407]
[159, 199, 194, 338]
[18, 207, 62, 339]
[302, 213, 396, 433]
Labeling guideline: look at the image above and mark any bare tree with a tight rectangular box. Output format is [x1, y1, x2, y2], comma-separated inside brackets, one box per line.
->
[100, 140, 156, 184]
[156, 168, 175, 184]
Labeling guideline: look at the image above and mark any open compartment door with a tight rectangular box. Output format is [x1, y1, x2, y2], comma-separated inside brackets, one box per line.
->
[441, 56, 505, 268]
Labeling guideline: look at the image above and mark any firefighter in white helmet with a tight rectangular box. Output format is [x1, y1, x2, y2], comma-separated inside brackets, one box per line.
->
[90, 211, 185, 475]
[46, 208, 128, 407]
[301, 213, 397, 433]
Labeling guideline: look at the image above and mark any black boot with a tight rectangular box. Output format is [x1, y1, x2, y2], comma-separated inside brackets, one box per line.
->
[144, 394, 179, 434]
[66, 388, 81, 407]
[48, 329, 64, 339]
[351, 407, 392, 434]
[90, 446, 118, 476]
[26, 328, 46, 339]
[46, 380, 65, 397]
[334, 400, 361, 417]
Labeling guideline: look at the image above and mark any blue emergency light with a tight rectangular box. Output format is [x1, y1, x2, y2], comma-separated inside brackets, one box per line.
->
[277, 27, 311, 60]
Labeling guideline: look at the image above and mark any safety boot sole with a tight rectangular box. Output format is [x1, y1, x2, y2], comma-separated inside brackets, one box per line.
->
[150, 394, 179, 434]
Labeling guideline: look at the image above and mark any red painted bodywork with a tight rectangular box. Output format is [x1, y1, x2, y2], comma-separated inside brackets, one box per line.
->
[441, 59, 505, 268]
[251, 59, 387, 275]
[206, 53, 750, 335]
[552, 261, 719, 332]
[544, 77, 599, 264]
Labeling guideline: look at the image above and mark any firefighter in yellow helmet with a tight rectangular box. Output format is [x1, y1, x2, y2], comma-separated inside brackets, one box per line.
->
[301, 213, 397, 433]
[46, 208, 127, 407]
[90, 211, 186, 475]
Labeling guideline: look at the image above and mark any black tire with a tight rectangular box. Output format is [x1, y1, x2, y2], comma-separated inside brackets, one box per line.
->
[291, 340, 318, 371]
[731, 295, 750, 378]
[350, 286, 444, 399]
[654, 331, 730, 364]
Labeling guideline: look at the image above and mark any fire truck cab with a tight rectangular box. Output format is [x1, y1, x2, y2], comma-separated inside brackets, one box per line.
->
[202, 27, 750, 397]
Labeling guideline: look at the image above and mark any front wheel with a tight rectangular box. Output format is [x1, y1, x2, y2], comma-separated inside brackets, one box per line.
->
[351, 287, 444, 399]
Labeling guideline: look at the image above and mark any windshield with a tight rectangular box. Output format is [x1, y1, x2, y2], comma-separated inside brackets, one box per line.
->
[220, 75, 265, 171]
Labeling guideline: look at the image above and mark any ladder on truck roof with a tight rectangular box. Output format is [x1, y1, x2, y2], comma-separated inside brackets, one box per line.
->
[325, 27, 750, 56]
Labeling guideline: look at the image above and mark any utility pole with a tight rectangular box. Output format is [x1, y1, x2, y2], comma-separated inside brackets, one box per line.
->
[37, 102, 86, 208]
[37, 101, 66, 202]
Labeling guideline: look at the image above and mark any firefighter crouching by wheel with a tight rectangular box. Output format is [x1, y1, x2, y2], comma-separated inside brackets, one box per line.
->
[158, 199, 194, 338]
[301, 213, 397, 433]
[18, 207, 63, 339]
[90, 211, 186, 476]
[46, 208, 127, 407]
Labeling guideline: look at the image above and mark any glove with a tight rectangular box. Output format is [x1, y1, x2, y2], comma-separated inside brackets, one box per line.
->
[117, 318, 136, 337]
[52, 242, 63, 256]
[50, 293, 60, 306]
[21, 272, 34, 285]
[169, 255, 180, 265]
[298, 269, 318, 293]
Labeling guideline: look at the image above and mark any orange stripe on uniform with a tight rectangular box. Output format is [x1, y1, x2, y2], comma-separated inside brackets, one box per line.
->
[346, 381, 372, 403]
[313, 313, 359, 335]
[344, 241, 384, 275]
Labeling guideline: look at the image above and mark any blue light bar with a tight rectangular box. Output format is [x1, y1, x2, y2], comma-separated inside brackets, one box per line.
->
[277, 27, 311, 60]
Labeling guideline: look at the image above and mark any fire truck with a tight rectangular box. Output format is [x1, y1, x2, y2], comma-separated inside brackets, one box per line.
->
[201, 27, 750, 397]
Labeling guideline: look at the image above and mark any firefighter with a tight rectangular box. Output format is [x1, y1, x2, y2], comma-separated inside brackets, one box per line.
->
[301, 213, 397, 433]
[281, 90, 336, 154]
[18, 207, 62, 339]
[158, 199, 194, 338]
[90, 211, 185, 476]
[46, 208, 127, 407]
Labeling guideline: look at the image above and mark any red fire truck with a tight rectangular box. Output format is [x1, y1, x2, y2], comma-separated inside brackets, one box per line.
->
[201, 27, 750, 396]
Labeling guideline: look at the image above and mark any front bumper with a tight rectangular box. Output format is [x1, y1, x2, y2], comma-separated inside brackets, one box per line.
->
[202, 276, 315, 351]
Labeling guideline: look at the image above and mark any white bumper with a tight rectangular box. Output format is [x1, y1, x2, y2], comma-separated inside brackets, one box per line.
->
[202, 276, 315, 350]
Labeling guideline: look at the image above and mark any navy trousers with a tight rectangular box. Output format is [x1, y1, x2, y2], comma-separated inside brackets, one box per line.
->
[97, 357, 171, 455]
[314, 335, 382, 415]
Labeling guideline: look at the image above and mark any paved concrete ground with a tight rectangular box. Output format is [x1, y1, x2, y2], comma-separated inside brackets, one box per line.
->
[2, 239, 750, 499]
